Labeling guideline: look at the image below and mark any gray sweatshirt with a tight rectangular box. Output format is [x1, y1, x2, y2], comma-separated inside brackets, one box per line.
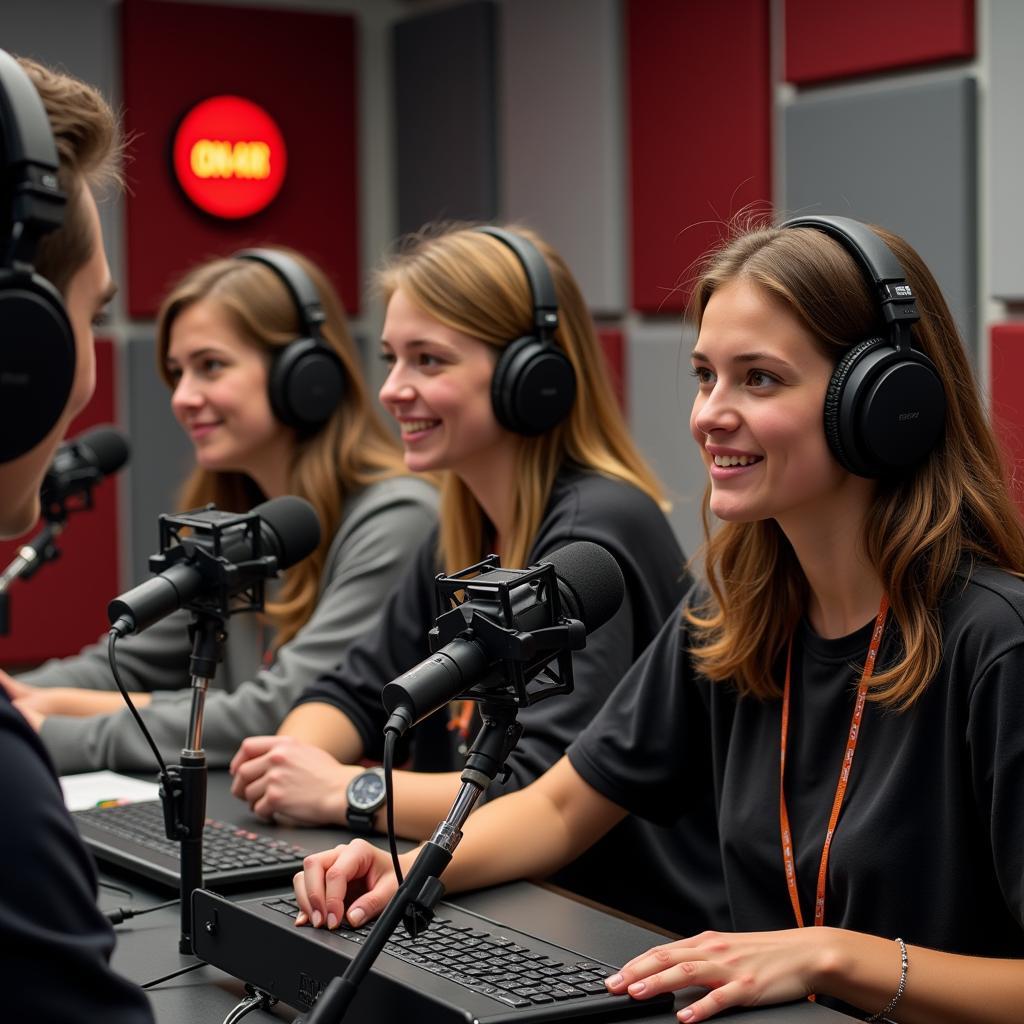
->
[27, 475, 437, 775]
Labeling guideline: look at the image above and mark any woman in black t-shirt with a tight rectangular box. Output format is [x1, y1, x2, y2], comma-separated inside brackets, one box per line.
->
[294, 218, 1024, 1021]
[228, 223, 698, 932]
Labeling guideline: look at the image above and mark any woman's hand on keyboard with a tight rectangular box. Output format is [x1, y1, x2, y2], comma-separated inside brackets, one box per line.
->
[293, 839, 412, 931]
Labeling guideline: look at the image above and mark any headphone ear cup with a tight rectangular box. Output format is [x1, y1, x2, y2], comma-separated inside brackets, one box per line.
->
[0, 269, 75, 462]
[491, 334, 576, 436]
[268, 337, 345, 430]
[825, 337, 946, 478]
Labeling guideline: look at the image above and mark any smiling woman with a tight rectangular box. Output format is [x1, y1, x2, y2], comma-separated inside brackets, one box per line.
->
[13, 247, 438, 774]
[228, 222, 704, 934]
[689, 277, 873, 531]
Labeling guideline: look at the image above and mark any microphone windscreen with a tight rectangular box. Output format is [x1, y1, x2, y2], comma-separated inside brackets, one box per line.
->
[252, 495, 321, 571]
[75, 425, 130, 475]
[540, 541, 624, 634]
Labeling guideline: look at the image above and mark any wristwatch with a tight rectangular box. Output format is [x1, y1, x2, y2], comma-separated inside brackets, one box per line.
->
[345, 767, 386, 834]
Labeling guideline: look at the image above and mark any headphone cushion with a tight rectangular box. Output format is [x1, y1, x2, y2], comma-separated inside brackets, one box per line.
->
[824, 337, 881, 476]
[491, 334, 576, 436]
[268, 337, 345, 429]
[0, 271, 75, 462]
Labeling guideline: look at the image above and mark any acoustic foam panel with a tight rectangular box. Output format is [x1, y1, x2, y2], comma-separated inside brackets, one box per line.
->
[785, 0, 975, 85]
[121, 0, 359, 317]
[784, 74, 978, 352]
[394, 1, 498, 236]
[627, 0, 772, 314]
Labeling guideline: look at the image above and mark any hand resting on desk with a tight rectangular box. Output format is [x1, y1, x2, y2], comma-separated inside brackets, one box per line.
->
[229, 733, 360, 825]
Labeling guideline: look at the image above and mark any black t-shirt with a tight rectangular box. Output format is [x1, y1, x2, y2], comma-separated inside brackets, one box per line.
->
[297, 465, 728, 932]
[569, 566, 1024, 965]
[0, 691, 154, 1022]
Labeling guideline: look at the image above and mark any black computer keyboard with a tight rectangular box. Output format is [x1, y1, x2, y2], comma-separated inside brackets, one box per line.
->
[193, 889, 675, 1022]
[271, 894, 613, 1007]
[73, 799, 312, 889]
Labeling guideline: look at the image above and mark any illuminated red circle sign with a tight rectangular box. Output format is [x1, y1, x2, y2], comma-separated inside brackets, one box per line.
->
[172, 96, 287, 219]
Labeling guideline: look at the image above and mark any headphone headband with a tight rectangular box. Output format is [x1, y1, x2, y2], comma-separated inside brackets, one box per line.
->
[0, 50, 65, 266]
[233, 248, 327, 334]
[781, 215, 919, 343]
[475, 226, 559, 339]
[780, 215, 945, 477]
[229, 247, 344, 431]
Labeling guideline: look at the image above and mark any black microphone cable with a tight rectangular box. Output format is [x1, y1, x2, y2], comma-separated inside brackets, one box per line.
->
[106, 627, 171, 783]
[104, 897, 180, 925]
[383, 726, 403, 886]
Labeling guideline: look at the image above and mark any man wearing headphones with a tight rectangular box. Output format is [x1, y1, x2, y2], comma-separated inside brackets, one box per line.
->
[0, 52, 153, 1020]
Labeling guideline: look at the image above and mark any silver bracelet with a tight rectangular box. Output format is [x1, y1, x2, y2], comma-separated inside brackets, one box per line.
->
[865, 937, 909, 1023]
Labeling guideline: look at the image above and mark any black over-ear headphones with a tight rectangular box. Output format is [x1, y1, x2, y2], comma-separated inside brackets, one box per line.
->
[0, 48, 75, 462]
[232, 248, 346, 431]
[475, 227, 576, 436]
[781, 215, 946, 478]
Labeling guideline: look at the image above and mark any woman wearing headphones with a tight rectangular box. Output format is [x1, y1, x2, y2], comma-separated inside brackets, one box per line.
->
[4, 248, 437, 774]
[230, 224, 709, 931]
[294, 218, 1024, 1021]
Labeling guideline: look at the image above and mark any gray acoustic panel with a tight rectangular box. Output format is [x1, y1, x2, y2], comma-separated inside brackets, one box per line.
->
[626, 321, 707, 563]
[989, 1, 1024, 300]
[785, 75, 977, 352]
[1, 0, 124, 318]
[123, 333, 194, 584]
[393, 1, 498, 235]
[500, 0, 625, 314]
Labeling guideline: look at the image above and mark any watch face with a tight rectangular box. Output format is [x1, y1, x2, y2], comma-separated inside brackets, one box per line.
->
[349, 771, 385, 811]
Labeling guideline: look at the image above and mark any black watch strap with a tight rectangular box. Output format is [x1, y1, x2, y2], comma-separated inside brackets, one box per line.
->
[345, 807, 378, 834]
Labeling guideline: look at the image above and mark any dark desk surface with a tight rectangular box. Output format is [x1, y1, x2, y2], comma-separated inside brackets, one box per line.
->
[103, 773, 845, 1023]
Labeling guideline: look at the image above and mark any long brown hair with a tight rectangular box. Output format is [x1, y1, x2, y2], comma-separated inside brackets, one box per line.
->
[374, 223, 666, 573]
[156, 248, 407, 646]
[687, 221, 1024, 709]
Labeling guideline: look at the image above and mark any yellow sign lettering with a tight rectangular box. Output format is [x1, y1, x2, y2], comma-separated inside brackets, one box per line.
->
[190, 139, 272, 180]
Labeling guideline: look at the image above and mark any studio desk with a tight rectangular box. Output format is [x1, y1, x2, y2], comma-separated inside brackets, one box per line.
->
[102, 772, 844, 1024]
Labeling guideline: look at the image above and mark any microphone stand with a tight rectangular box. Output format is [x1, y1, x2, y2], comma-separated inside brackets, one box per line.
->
[302, 699, 524, 1024]
[159, 609, 226, 954]
[0, 520, 64, 635]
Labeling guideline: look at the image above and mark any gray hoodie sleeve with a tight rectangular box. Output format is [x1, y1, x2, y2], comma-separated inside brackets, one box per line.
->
[37, 477, 437, 775]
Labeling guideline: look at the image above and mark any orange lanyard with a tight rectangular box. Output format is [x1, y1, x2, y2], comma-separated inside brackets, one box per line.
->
[779, 595, 889, 930]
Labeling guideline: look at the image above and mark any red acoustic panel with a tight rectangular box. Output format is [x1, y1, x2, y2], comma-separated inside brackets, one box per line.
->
[598, 328, 625, 413]
[121, 0, 359, 317]
[990, 325, 1024, 512]
[627, 0, 771, 314]
[0, 340, 120, 666]
[786, 0, 975, 85]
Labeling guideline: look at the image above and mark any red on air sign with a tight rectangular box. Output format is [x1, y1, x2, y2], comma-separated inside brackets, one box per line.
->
[172, 96, 287, 219]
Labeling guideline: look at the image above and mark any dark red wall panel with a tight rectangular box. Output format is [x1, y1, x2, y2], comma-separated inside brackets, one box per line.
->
[598, 328, 625, 413]
[628, 0, 771, 314]
[0, 340, 120, 666]
[785, 0, 974, 85]
[990, 325, 1024, 512]
[121, 0, 359, 317]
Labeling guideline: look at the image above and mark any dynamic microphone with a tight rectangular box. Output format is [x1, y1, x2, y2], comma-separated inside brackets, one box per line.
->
[382, 541, 625, 735]
[107, 495, 321, 637]
[0, 426, 131, 635]
[40, 424, 130, 518]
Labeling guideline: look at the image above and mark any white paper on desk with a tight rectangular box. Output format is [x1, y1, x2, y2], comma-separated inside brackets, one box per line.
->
[59, 770, 160, 811]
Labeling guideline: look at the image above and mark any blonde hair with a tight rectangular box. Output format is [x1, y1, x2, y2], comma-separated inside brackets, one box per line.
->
[17, 56, 120, 296]
[375, 223, 666, 573]
[687, 220, 1024, 709]
[156, 248, 408, 646]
